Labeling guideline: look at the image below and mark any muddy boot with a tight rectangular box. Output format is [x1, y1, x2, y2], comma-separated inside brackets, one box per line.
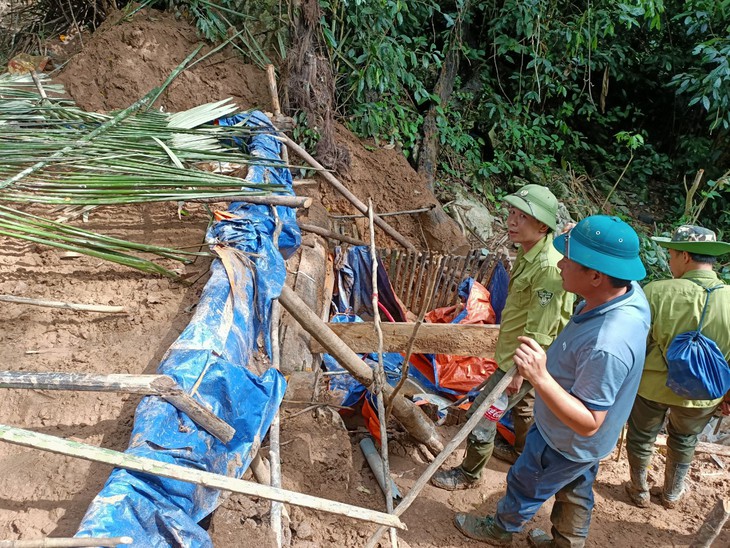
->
[430, 467, 478, 491]
[661, 460, 690, 509]
[454, 513, 513, 545]
[624, 458, 650, 508]
[493, 435, 519, 464]
[527, 528, 554, 547]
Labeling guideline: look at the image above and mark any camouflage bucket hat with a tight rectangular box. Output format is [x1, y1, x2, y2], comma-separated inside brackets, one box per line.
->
[652, 225, 730, 256]
[502, 184, 558, 230]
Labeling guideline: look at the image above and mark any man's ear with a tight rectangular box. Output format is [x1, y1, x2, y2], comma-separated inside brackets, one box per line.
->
[539, 222, 549, 234]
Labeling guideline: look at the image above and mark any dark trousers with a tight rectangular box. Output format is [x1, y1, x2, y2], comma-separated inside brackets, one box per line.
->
[495, 426, 599, 548]
[626, 394, 719, 465]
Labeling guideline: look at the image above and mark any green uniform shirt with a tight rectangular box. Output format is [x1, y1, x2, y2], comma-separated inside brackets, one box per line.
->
[495, 234, 574, 372]
[639, 270, 730, 407]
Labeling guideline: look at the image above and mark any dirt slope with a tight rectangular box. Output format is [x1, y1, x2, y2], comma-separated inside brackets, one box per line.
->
[0, 8, 727, 548]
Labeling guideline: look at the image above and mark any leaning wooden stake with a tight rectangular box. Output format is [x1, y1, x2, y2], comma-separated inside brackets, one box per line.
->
[0, 295, 124, 314]
[269, 299, 285, 547]
[266, 64, 289, 165]
[0, 537, 132, 547]
[689, 497, 730, 548]
[278, 285, 443, 455]
[299, 223, 367, 246]
[0, 424, 406, 530]
[368, 200, 398, 548]
[281, 136, 416, 251]
[0, 371, 234, 443]
[364, 367, 518, 548]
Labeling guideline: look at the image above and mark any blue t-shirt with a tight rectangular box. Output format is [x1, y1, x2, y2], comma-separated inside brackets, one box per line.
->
[534, 282, 650, 462]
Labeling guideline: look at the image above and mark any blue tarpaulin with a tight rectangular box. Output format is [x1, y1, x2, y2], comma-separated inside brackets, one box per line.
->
[75, 111, 300, 547]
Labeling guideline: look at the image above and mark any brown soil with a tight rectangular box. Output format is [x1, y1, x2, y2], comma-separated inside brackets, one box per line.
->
[1, 8, 728, 548]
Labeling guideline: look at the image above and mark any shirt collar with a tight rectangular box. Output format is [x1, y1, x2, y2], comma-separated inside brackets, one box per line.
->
[572, 282, 639, 323]
[681, 269, 720, 282]
[519, 233, 553, 263]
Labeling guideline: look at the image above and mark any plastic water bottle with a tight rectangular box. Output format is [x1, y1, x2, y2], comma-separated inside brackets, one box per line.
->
[483, 392, 509, 422]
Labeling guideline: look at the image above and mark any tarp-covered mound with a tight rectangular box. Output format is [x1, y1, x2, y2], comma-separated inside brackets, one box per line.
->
[75, 112, 300, 546]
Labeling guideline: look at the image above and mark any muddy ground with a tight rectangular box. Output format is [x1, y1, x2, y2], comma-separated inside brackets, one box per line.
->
[0, 8, 728, 547]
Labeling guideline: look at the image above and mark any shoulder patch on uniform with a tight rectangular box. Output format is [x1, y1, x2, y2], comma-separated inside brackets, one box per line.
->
[537, 289, 554, 307]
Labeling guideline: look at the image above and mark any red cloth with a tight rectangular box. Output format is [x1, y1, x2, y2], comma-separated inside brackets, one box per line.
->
[424, 280, 498, 393]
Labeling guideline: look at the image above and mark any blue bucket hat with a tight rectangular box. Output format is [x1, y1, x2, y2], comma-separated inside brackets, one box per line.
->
[553, 215, 646, 281]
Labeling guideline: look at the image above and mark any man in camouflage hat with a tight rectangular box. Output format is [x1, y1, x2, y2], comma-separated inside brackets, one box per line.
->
[432, 184, 574, 491]
[625, 225, 730, 509]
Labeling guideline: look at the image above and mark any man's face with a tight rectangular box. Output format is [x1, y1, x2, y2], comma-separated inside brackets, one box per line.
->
[506, 206, 547, 248]
[668, 248, 684, 278]
[557, 255, 590, 295]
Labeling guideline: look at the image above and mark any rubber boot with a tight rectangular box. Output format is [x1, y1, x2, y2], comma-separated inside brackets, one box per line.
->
[661, 459, 690, 509]
[624, 457, 650, 508]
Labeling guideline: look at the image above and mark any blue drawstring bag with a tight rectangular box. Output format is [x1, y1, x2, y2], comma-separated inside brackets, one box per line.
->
[665, 283, 730, 400]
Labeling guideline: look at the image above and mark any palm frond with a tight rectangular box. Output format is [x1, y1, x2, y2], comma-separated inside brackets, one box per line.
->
[0, 65, 290, 278]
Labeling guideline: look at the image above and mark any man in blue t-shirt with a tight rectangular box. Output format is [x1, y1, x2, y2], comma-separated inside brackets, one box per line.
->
[453, 216, 650, 547]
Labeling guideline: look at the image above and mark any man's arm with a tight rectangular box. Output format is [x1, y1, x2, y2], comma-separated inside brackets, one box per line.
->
[513, 336, 607, 436]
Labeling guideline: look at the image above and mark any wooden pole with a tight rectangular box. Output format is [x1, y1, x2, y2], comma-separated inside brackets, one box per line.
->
[689, 498, 730, 548]
[187, 196, 310, 208]
[0, 295, 125, 314]
[368, 200, 398, 548]
[269, 299, 285, 547]
[329, 205, 435, 219]
[0, 372, 234, 443]
[0, 424, 406, 530]
[364, 367, 518, 548]
[266, 64, 289, 165]
[281, 136, 416, 251]
[299, 223, 367, 246]
[278, 285, 443, 455]
[0, 537, 132, 547]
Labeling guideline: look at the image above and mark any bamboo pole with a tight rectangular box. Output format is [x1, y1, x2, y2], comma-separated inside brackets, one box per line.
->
[365, 367, 518, 548]
[281, 137, 416, 251]
[269, 298, 285, 547]
[0, 295, 125, 314]
[299, 223, 367, 246]
[368, 200, 398, 548]
[0, 372, 234, 443]
[266, 65, 289, 165]
[277, 285, 444, 455]
[0, 537, 132, 547]
[329, 205, 435, 219]
[0, 424, 406, 530]
[187, 196, 310, 208]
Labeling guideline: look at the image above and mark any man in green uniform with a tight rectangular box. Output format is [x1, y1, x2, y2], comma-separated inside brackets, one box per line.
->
[431, 184, 575, 490]
[625, 225, 730, 509]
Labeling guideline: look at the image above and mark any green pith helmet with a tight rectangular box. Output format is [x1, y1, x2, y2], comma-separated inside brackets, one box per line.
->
[503, 184, 558, 230]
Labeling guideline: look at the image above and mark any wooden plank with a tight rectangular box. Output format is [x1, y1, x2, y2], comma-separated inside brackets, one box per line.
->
[0, 537, 132, 547]
[309, 322, 499, 357]
[0, 372, 235, 443]
[0, 295, 125, 314]
[0, 424, 406, 530]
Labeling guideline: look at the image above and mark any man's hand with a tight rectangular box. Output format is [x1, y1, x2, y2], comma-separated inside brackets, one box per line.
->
[722, 393, 730, 416]
[513, 336, 548, 386]
[506, 373, 525, 395]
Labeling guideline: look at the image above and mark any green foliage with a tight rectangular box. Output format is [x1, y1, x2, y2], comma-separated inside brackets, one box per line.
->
[317, 0, 443, 149]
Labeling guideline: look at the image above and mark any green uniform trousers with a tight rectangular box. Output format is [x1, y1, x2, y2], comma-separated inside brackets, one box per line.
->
[626, 394, 719, 466]
[461, 368, 535, 481]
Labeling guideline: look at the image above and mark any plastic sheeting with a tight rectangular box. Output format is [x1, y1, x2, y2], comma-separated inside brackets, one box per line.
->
[76, 111, 300, 547]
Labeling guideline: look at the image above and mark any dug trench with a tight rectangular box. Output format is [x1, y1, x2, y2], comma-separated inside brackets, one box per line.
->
[0, 8, 728, 548]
